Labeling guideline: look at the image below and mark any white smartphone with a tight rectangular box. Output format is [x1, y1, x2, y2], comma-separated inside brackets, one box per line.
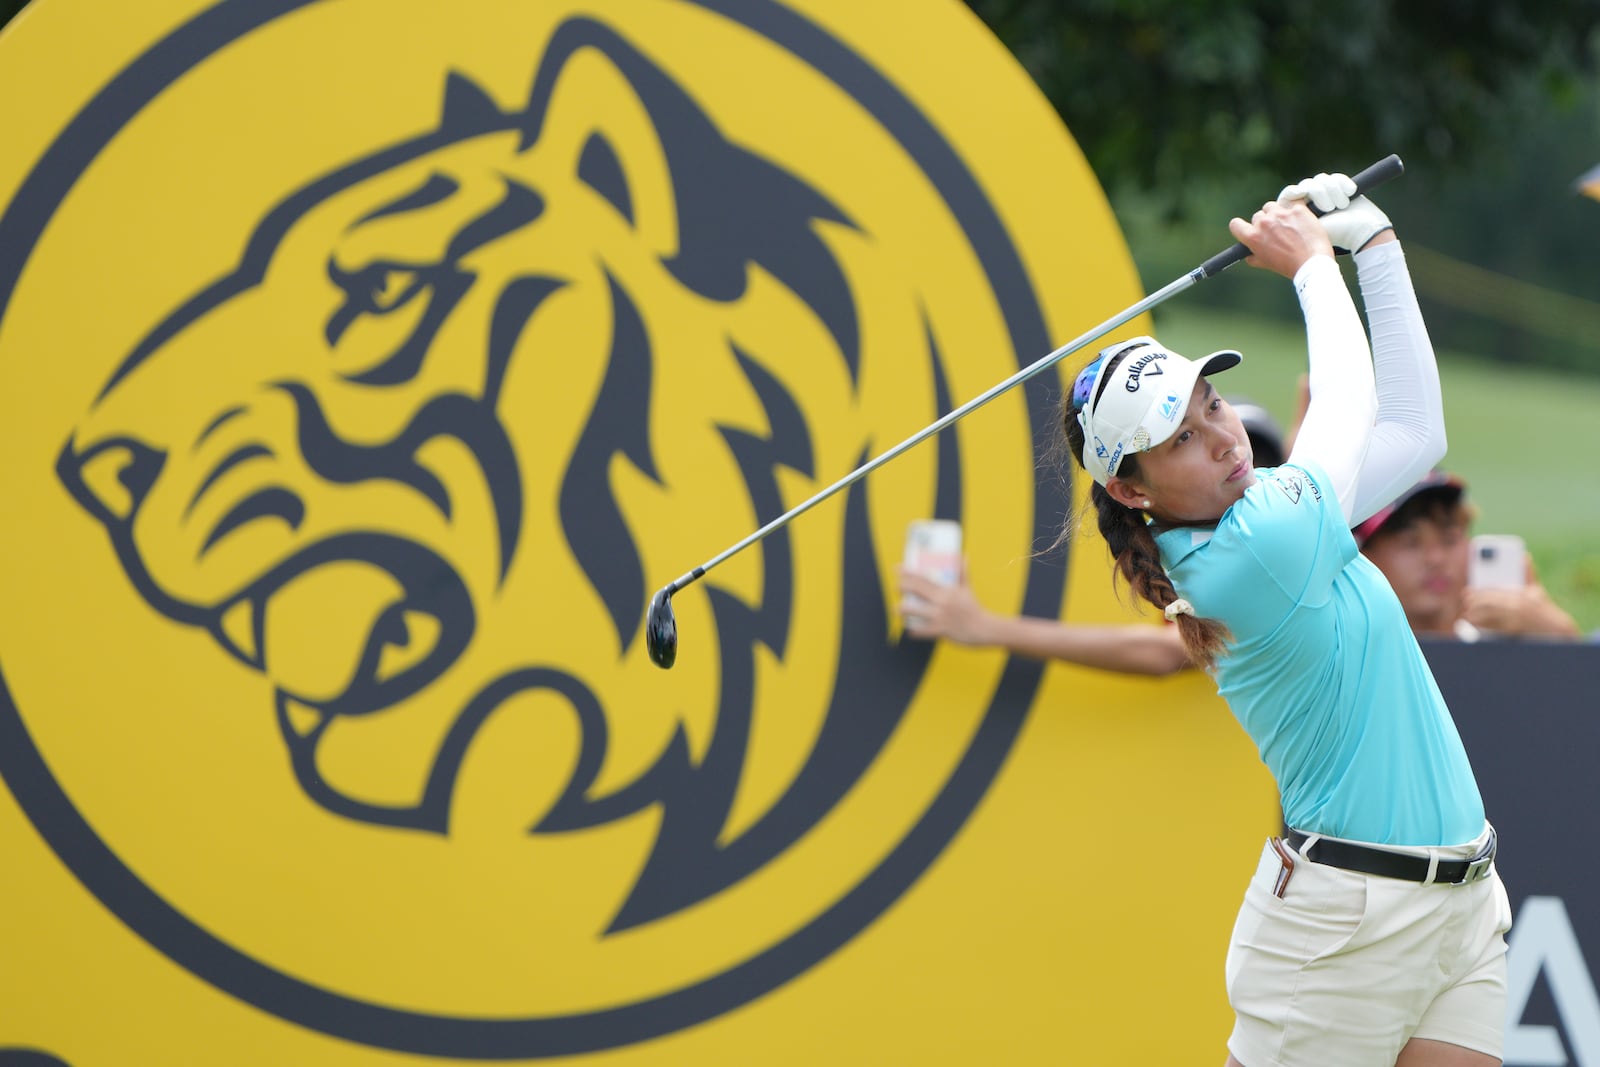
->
[903, 519, 962, 585]
[902, 520, 962, 630]
[1468, 534, 1526, 590]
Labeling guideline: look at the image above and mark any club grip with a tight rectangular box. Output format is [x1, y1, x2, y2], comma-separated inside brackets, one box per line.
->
[1196, 154, 1405, 279]
[1346, 153, 1405, 202]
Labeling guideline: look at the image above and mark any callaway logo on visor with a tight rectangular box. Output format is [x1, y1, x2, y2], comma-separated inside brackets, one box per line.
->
[1123, 351, 1166, 391]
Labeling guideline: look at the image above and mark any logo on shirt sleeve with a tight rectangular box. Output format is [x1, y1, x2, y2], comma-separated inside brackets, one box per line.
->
[1275, 469, 1305, 505]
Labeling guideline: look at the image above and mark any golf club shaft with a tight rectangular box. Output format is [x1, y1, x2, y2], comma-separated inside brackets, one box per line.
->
[661, 271, 1195, 595]
[662, 154, 1405, 597]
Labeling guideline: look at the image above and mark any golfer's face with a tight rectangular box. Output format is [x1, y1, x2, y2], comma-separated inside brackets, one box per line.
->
[1130, 379, 1254, 522]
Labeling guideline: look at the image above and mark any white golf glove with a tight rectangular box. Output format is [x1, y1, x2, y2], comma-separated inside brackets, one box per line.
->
[1278, 171, 1393, 254]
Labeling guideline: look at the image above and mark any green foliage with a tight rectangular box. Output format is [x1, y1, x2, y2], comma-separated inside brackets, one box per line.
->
[1374, 85, 1600, 371]
[967, 1, 1600, 375]
[966, 0, 1600, 220]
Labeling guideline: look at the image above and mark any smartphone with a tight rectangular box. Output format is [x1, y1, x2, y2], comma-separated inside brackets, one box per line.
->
[1468, 534, 1526, 590]
[903, 520, 962, 585]
[902, 520, 962, 629]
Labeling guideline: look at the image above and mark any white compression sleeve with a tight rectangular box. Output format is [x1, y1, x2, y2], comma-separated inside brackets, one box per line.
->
[1341, 241, 1447, 525]
[1284, 254, 1376, 522]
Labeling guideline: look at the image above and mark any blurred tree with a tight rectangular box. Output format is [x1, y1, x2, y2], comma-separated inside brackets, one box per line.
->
[1377, 82, 1600, 370]
[965, 0, 1600, 222]
[964, 0, 1600, 372]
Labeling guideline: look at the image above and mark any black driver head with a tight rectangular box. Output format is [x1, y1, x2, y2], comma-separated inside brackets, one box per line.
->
[645, 586, 678, 669]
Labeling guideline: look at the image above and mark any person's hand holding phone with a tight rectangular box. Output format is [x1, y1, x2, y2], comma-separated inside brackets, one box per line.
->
[900, 520, 965, 634]
[1467, 534, 1526, 590]
[897, 567, 994, 644]
[1462, 537, 1581, 638]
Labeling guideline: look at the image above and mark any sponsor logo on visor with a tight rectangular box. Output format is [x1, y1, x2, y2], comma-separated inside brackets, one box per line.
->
[1123, 351, 1167, 392]
[1105, 442, 1125, 474]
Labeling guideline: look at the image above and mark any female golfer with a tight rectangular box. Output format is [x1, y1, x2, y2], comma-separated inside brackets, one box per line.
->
[1063, 174, 1509, 1067]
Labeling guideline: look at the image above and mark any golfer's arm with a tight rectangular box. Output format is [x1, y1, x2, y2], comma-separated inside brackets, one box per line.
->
[1286, 254, 1378, 522]
[974, 615, 1192, 676]
[1343, 238, 1448, 525]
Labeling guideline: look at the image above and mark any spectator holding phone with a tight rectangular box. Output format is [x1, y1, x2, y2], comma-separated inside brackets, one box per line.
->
[1354, 470, 1582, 640]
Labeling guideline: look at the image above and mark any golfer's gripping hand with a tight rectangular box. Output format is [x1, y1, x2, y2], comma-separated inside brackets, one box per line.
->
[1228, 199, 1336, 280]
[1278, 172, 1394, 254]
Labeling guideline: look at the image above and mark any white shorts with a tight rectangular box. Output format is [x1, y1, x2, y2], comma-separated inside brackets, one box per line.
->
[1225, 825, 1512, 1067]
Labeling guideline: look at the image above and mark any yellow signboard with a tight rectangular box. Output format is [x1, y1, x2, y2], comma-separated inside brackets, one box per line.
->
[0, 1, 1274, 1062]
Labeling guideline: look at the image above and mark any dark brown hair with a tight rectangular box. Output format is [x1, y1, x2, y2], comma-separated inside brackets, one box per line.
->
[1360, 490, 1474, 550]
[1052, 353, 1232, 670]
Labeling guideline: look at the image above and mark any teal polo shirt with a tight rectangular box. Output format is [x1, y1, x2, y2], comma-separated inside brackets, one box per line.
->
[1154, 462, 1484, 846]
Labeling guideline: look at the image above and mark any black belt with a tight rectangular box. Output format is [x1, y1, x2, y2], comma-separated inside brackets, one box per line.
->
[1284, 827, 1496, 886]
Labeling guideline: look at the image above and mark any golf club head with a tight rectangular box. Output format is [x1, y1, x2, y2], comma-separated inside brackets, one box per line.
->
[645, 586, 678, 669]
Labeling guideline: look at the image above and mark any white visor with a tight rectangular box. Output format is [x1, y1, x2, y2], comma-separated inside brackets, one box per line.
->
[1076, 336, 1242, 486]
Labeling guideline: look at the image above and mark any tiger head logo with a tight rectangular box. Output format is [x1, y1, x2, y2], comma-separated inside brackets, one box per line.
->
[55, 17, 966, 929]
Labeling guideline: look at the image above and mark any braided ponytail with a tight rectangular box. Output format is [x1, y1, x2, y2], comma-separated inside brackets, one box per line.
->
[1053, 353, 1232, 671]
[1086, 477, 1231, 670]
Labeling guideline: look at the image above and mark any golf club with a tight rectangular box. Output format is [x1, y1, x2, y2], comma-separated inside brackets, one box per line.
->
[646, 154, 1405, 669]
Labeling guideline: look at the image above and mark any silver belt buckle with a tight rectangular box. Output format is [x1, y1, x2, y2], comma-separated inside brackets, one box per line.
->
[1462, 826, 1498, 884]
